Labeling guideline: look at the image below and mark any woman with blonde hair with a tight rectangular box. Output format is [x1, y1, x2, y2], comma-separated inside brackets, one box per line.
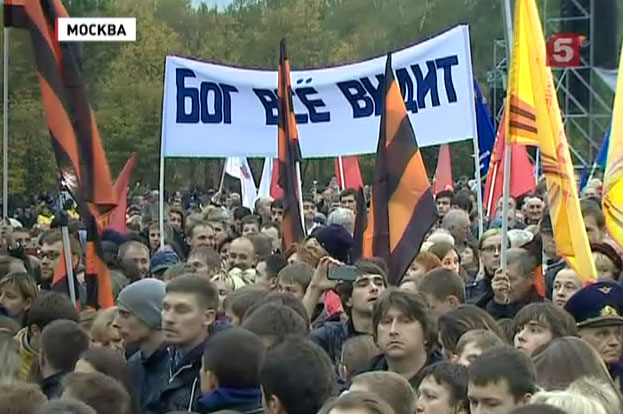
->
[531, 389, 607, 414]
[0, 273, 39, 327]
[90, 308, 123, 354]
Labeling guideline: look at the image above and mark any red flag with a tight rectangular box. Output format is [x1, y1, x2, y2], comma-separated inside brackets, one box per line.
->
[484, 111, 536, 217]
[335, 156, 363, 190]
[432, 144, 453, 195]
[270, 158, 284, 200]
[99, 155, 137, 233]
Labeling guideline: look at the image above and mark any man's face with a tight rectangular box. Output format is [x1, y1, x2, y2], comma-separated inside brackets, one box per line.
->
[302, 201, 317, 221]
[228, 238, 256, 271]
[583, 215, 604, 243]
[451, 216, 471, 244]
[186, 254, 211, 278]
[468, 379, 525, 414]
[242, 223, 259, 236]
[255, 261, 275, 290]
[552, 269, 582, 308]
[582, 186, 599, 200]
[172, 200, 183, 211]
[480, 235, 502, 275]
[541, 231, 557, 258]
[271, 206, 284, 224]
[162, 292, 214, 347]
[210, 221, 228, 245]
[123, 245, 150, 279]
[168, 212, 183, 232]
[455, 342, 484, 366]
[340, 195, 356, 212]
[417, 375, 463, 414]
[349, 274, 385, 315]
[436, 197, 452, 217]
[149, 229, 160, 249]
[278, 279, 305, 301]
[377, 306, 426, 359]
[257, 198, 273, 219]
[579, 325, 623, 363]
[506, 263, 533, 304]
[191, 225, 216, 250]
[514, 320, 553, 356]
[261, 227, 280, 252]
[115, 305, 153, 344]
[524, 199, 544, 223]
[13, 231, 32, 248]
[39, 241, 64, 281]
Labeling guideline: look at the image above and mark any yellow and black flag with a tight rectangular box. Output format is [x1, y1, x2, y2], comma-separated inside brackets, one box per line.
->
[358, 54, 438, 285]
[6, 0, 116, 308]
[276, 39, 305, 250]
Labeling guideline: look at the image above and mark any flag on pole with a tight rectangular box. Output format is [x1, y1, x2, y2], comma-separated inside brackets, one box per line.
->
[11, 0, 116, 307]
[602, 46, 623, 250]
[276, 39, 305, 249]
[98, 154, 136, 234]
[258, 157, 273, 200]
[432, 144, 453, 195]
[483, 110, 535, 217]
[505, 0, 596, 282]
[224, 157, 258, 209]
[596, 126, 611, 168]
[335, 156, 363, 190]
[358, 53, 438, 285]
[474, 79, 496, 178]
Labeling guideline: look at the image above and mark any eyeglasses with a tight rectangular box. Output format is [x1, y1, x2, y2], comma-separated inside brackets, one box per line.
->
[39, 251, 61, 260]
[482, 245, 502, 254]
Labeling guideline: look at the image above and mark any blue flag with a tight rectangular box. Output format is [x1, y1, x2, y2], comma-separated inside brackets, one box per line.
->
[579, 163, 589, 192]
[595, 126, 610, 167]
[474, 78, 496, 178]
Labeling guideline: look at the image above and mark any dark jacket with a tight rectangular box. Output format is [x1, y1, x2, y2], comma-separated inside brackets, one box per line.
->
[311, 319, 362, 368]
[485, 286, 544, 319]
[127, 345, 170, 412]
[544, 257, 566, 299]
[357, 349, 444, 389]
[196, 387, 263, 414]
[40, 371, 69, 400]
[466, 270, 494, 308]
[146, 341, 206, 414]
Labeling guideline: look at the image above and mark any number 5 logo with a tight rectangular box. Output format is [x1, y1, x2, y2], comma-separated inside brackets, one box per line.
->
[547, 34, 583, 67]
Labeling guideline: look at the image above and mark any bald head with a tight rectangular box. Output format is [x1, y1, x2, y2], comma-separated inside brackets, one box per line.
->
[441, 209, 471, 244]
[523, 197, 544, 224]
[229, 237, 257, 271]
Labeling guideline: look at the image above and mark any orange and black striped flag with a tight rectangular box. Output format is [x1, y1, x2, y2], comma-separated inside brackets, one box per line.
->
[358, 54, 438, 285]
[277, 38, 305, 250]
[9, 0, 116, 308]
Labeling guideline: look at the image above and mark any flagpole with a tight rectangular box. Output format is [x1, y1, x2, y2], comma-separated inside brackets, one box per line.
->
[295, 161, 305, 235]
[61, 225, 77, 307]
[338, 155, 346, 191]
[218, 158, 227, 193]
[472, 139, 484, 238]
[3, 28, 9, 219]
[486, 162, 499, 216]
[534, 148, 540, 183]
[501, 0, 514, 274]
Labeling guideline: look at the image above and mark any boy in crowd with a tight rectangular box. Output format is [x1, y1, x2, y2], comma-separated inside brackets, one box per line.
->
[186, 247, 222, 279]
[350, 371, 415, 414]
[270, 199, 284, 224]
[148, 274, 218, 413]
[261, 336, 336, 414]
[361, 288, 442, 389]
[255, 254, 287, 292]
[512, 302, 577, 356]
[241, 215, 261, 236]
[39, 319, 90, 399]
[467, 347, 536, 414]
[435, 190, 454, 222]
[224, 285, 268, 326]
[198, 328, 266, 413]
[417, 268, 465, 322]
[62, 372, 130, 414]
[16, 291, 79, 380]
[115, 278, 169, 412]
[241, 303, 308, 348]
[278, 262, 314, 301]
[338, 335, 380, 382]
[452, 330, 504, 367]
[309, 258, 387, 368]
[416, 362, 469, 414]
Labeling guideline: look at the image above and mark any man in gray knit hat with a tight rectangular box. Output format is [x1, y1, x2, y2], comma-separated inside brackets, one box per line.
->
[115, 279, 168, 412]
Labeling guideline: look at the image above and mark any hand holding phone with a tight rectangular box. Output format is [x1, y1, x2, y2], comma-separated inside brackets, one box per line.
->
[328, 264, 358, 282]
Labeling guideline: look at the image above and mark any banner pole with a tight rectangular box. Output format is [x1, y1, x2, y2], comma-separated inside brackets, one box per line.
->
[295, 161, 306, 235]
[3, 28, 9, 219]
[534, 148, 540, 184]
[218, 158, 227, 193]
[486, 162, 498, 216]
[61, 225, 77, 307]
[472, 138, 484, 239]
[158, 141, 165, 249]
[338, 155, 346, 191]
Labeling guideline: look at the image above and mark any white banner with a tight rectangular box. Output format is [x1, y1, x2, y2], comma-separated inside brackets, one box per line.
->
[161, 25, 476, 158]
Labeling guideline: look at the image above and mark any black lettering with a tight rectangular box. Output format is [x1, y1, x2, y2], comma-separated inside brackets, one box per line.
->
[200, 82, 222, 123]
[117, 24, 126, 36]
[296, 87, 330, 123]
[396, 68, 418, 113]
[219, 83, 238, 124]
[176, 69, 199, 123]
[337, 80, 374, 118]
[68, 24, 78, 36]
[435, 55, 459, 103]
[412, 61, 440, 109]
[360, 75, 385, 116]
[253, 88, 278, 125]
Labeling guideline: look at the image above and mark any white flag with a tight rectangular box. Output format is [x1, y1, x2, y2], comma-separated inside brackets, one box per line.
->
[224, 157, 258, 209]
[258, 157, 273, 200]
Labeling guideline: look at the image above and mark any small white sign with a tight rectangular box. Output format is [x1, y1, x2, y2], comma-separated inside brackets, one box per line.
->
[57, 17, 136, 42]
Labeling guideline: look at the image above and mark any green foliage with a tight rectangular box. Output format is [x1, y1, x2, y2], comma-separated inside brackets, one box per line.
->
[0, 0, 506, 195]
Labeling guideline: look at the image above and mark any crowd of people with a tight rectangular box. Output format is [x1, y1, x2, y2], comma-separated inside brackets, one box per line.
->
[0, 175, 621, 414]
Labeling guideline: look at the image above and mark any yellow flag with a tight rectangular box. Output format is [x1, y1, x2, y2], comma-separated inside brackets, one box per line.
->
[603, 47, 623, 250]
[505, 0, 597, 282]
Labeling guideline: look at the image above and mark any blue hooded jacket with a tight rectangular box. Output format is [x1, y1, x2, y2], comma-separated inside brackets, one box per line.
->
[196, 387, 263, 414]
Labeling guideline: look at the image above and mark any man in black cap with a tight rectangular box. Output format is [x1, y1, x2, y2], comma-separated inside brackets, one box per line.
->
[564, 280, 623, 391]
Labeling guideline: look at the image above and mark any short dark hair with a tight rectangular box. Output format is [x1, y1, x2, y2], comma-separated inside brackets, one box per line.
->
[261, 336, 336, 414]
[202, 328, 266, 388]
[37, 399, 97, 414]
[350, 372, 414, 414]
[451, 190, 474, 213]
[580, 199, 605, 229]
[372, 288, 436, 348]
[468, 346, 537, 399]
[246, 233, 272, 257]
[511, 302, 577, 339]
[165, 274, 218, 310]
[319, 391, 394, 414]
[27, 292, 79, 329]
[436, 190, 454, 201]
[241, 303, 308, 345]
[339, 188, 357, 200]
[418, 268, 465, 303]
[245, 292, 310, 323]
[419, 362, 468, 410]
[337, 258, 389, 316]
[0, 382, 47, 414]
[438, 305, 504, 355]
[223, 285, 269, 322]
[78, 347, 136, 407]
[241, 215, 261, 228]
[259, 254, 288, 279]
[40, 229, 82, 256]
[41, 319, 89, 372]
[271, 199, 284, 210]
[63, 372, 130, 414]
[188, 247, 222, 269]
[233, 206, 252, 221]
[278, 262, 314, 291]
